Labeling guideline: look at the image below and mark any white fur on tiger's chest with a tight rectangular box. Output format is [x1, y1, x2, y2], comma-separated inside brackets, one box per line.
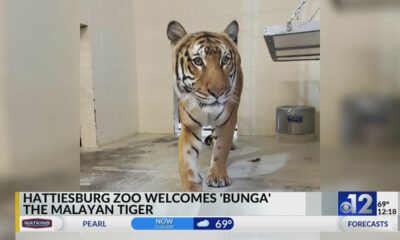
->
[187, 104, 228, 127]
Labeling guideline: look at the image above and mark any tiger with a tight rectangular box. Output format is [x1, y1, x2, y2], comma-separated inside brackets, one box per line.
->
[167, 20, 243, 191]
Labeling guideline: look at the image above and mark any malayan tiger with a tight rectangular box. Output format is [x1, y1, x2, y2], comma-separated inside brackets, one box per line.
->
[167, 20, 243, 191]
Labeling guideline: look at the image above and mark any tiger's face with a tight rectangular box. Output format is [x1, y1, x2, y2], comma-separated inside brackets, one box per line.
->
[167, 21, 240, 111]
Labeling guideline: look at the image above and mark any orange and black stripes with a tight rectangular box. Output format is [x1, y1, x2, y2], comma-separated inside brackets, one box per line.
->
[168, 20, 242, 191]
[174, 31, 238, 99]
[183, 109, 202, 127]
[182, 123, 202, 142]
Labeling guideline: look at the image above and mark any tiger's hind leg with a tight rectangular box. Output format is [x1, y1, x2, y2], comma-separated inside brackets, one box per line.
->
[178, 124, 203, 191]
[206, 109, 237, 188]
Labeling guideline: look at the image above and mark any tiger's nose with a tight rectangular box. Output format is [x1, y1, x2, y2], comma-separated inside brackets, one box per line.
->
[207, 88, 225, 98]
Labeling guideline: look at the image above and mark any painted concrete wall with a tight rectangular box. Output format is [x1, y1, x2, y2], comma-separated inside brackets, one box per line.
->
[237, 0, 320, 136]
[80, 0, 138, 146]
[321, 0, 400, 148]
[133, 0, 320, 136]
[0, 0, 79, 180]
[0, 0, 80, 181]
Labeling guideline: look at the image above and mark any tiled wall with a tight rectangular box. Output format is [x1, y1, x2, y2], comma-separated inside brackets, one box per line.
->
[80, 0, 138, 146]
[79, 0, 320, 138]
[133, 0, 320, 136]
[80, 27, 98, 148]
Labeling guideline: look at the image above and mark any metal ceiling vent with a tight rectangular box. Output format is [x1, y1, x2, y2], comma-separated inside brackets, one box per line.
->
[264, 0, 320, 62]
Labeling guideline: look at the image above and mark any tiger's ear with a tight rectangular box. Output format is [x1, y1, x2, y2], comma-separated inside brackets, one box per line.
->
[167, 21, 187, 45]
[224, 20, 239, 45]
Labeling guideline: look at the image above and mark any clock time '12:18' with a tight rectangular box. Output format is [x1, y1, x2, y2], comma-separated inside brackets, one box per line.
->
[378, 209, 397, 215]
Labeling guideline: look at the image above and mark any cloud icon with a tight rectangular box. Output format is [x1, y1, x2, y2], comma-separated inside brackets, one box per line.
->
[196, 220, 210, 228]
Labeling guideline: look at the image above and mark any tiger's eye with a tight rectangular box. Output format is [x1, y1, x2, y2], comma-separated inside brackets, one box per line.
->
[193, 57, 203, 66]
[222, 56, 230, 65]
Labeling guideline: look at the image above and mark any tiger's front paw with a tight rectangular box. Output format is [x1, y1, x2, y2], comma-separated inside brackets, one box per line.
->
[182, 179, 203, 192]
[206, 172, 232, 188]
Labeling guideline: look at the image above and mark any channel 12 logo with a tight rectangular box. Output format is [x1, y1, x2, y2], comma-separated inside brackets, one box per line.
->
[338, 192, 377, 216]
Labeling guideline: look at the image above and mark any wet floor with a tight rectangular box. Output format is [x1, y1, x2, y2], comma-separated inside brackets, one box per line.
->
[80, 134, 319, 191]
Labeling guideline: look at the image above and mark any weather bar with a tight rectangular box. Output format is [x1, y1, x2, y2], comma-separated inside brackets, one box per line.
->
[131, 217, 234, 230]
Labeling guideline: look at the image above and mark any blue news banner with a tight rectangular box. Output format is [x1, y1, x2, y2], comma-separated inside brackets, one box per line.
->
[338, 192, 377, 216]
[16, 192, 399, 232]
[337, 192, 398, 230]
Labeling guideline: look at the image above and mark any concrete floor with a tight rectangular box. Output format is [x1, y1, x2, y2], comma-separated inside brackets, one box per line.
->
[81, 134, 319, 191]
